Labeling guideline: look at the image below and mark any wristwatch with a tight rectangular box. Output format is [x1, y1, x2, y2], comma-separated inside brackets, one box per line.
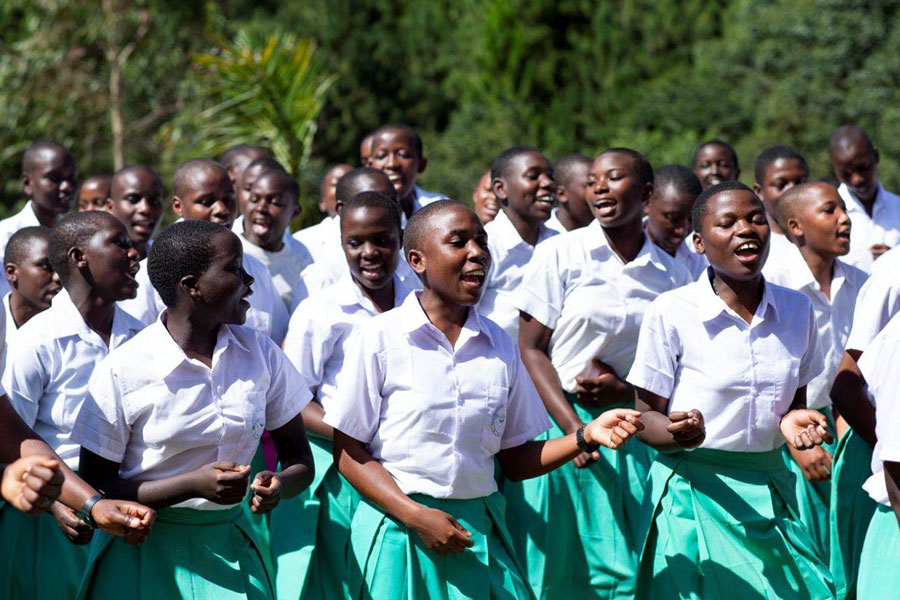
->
[77, 494, 103, 529]
[576, 426, 600, 453]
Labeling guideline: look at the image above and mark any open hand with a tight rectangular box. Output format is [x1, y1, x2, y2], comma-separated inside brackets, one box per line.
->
[51, 502, 93, 545]
[91, 499, 156, 545]
[583, 408, 644, 450]
[195, 461, 251, 505]
[0, 455, 63, 515]
[249, 470, 282, 514]
[667, 410, 705, 449]
[780, 410, 833, 450]
[408, 505, 474, 555]
[575, 359, 634, 407]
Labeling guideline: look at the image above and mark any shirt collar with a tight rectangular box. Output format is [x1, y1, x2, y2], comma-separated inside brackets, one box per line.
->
[696, 268, 780, 324]
[588, 220, 667, 269]
[48, 289, 142, 345]
[839, 180, 885, 214]
[144, 313, 252, 378]
[334, 271, 410, 310]
[396, 291, 485, 345]
[491, 210, 554, 250]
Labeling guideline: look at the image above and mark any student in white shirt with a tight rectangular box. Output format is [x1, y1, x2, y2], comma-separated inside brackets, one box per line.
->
[510, 148, 692, 599]
[627, 181, 834, 599]
[829, 125, 900, 271]
[0, 211, 145, 599]
[293, 163, 352, 259]
[238, 168, 314, 311]
[72, 220, 315, 600]
[274, 192, 409, 600]
[102, 165, 164, 261]
[767, 182, 868, 564]
[645, 164, 708, 279]
[325, 201, 642, 600]
[368, 123, 448, 224]
[545, 154, 593, 233]
[0, 141, 77, 258]
[853, 313, 900, 599]
[479, 146, 558, 340]
[120, 159, 289, 343]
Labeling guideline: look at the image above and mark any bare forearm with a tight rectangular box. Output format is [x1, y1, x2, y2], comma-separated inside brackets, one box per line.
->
[498, 436, 582, 481]
[276, 460, 314, 499]
[635, 409, 684, 452]
[831, 351, 876, 444]
[301, 402, 334, 440]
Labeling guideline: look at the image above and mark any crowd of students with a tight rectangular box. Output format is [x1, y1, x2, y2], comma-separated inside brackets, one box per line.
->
[0, 121, 898, 600]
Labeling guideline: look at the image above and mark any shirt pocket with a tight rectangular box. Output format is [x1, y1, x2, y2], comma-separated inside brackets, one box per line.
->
[241, 392, 267, 451]
[482, 384, 509, 454]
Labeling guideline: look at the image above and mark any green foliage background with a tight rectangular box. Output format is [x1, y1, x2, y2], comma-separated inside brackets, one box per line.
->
[2, 0, 900, 227]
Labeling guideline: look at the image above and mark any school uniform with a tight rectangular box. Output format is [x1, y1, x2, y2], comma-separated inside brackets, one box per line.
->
[323, 292, 551, 600]
[479, 210, 557, 340]
[0, 201, 46, 258]
[544, 209, 567, 233]
[627, 276, 834, 599]
[504, 221, 692, 599]
[119, 253, 289, 344]
[855, 314, 900, 599]
[673, 239, 708, 280]
[0, 289, 143, 600]
[237, 230, 315, 312]
[71, 317, 311, 600]
[293, 215, 341, 266]
[838, 181, 900, 272]
[768, 254, 868, 563]
[760, 231, 803, 280]
[271, 273, 410, 599]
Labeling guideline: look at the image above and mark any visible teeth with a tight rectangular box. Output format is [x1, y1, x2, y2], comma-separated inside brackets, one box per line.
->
[737, 242, 758, 251]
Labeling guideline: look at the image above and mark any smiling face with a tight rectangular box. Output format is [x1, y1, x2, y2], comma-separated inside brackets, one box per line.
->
[369, 129, 424, 201]
[408, 206, 491, 307]
[242, 171, 297, 251]
[193, 230, 254, 325]
[341, 205, 401, 291]
[24, 147, 77, 216]
[6, 236, 61, 311]
[493, 151, 555, 225]
[646, 184, 695, 256]
[78, 176, 110, 212]
[587, 152, 650, 229]
[107, 167, 163, 251]
[754, 158, 809, 225]
[472, 171, 499, 224]
[695, 189, 770, 281]
[693, 144, 739, 190]
[173, 167, 237, 228]
[786, 184, 852, 259]
[830, 140, 879, 204]
[79, 219, 141, 302]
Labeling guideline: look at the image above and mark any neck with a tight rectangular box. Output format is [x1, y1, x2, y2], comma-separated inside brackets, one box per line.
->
[8, 293, 42, 328]
[358, 278, 396, 313]
[66, 283, 116, 341]
[602, 219, 645, 263]
[556, 207, 580, 232]
[399, 190, 416, 219]
[260, 237, 285, 252]
[29, 201, 57, 228]
[503, 207, 542, 246]
[418, 289, 467, 347]
[135, 242, 149, 261]
[798, 245, 836, 299]
[712, 271, 764, 324]
[164, 308, 219, 365]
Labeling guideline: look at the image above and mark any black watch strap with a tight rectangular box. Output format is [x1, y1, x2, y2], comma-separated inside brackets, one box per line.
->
[78, 494, 103, 529]
[576, 426, 600, 453]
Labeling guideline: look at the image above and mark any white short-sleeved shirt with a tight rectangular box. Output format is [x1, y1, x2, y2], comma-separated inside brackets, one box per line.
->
[118, 253, 289, 345]
[294, 216, 341, 266]
[284, 273, 410, 409]
[479, 210, 558, 340]
[627, 277, 823, 452]
[544, 209, 566, 234]
[0, 201, 44, 260]
[1, 292, 18, 372]
[760, 231, 804, 280]
[767, 255, 868, 409]
[3, 290, 144, 469]
[72, 318, 311, 510]
[838, 181, 900, 272]
[324, 292, 551, 500]
[515, 221, 693, 391]
[857, 313, 900, 505]
[238, 232, 314, 312]
[845, 268, 900, 352]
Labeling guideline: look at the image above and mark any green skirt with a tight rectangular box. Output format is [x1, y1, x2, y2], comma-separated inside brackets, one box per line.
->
[0, 500, 90, 599]
[503, 395, 653, 599]
[77, 505, 274, 600]
[829, 429, 876, 599]
[637, 448, 835, 600]
[244, 444, 272, 559]
[269, 436, 360, 599]
[349, 492, 533, 600]
[781, 408, 837, 562]
[857, 504, 900, 599]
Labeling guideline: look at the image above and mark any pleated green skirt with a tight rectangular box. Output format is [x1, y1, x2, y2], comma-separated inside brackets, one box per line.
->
[0, 500, 90, 599]
[781, 408, 837, 562]
[244, 443, 272, 558]
[503, 395, 653, 599]
[77, 505, 274, 599]
[269, 435, 360, 599]
[829, 429, 876, 599]
[349, 492, 533, 600]
[637, 448, 835, 600]
[856, 504, 900, 599]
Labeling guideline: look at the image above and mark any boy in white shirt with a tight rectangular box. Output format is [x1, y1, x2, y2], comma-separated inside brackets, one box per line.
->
[325, 201, 642, 600]
[1, 211, 145, 599]
[768, 181, 868, 563]
[645, 164, 707, 279]
[829, 125, 900, 271]
[72, 219, 315, 599]
[628, 181, 834, 598]
[479, 146, 558, 340]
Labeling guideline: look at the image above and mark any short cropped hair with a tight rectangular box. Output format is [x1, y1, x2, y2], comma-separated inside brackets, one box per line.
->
[173, 159, 228, 198]
[218, 144, 270, 170]
[252, 169, 299, 205]
[692, 180, 762, 233]
[553, 154, 592, 188]
[490, 146, 542, 182]
[148, 220, 228, 307]
[403, 200, 471, 257]
[753, 145, 809, 184]
[49, 211, 122, 285]
[371, 123, 424, 159]
[828, 124, 875, 155]
[5, 226, 51, 266]
[692, 139, 739, 170]
[22, 140, 73, 173]
[335, 167, 394, 206]
[777, 181, 838, 227]
[600, 147, 654, 188]
[341, 191, 403, 234]
[654, 164, 702, 198]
